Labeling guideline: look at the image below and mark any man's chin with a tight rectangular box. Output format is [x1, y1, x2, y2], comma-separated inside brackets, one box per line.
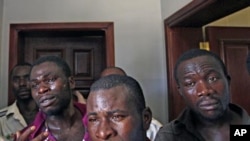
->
[19, 95, 32, 101]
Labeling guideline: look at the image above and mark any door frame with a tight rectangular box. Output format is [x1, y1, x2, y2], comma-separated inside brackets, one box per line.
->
[164, 0, 250, 121]
[9, 22, 115, 105]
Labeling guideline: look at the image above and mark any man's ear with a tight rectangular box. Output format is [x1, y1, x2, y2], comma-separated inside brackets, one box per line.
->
[142, 107, 152, 130]
[68, 76, 75, 89]
[177, 85, 183, 96]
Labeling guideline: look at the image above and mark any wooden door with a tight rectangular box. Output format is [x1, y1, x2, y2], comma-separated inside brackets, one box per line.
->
[164, 0, 250, 122]
[206, 26, 250, 113]
[165, 27, 203, 121]
[8, 22, 114, 105]
[165, 26, 250, 121]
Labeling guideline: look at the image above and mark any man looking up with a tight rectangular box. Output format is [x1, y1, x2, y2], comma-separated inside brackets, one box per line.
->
[86, 74, 152, 141]
[100, 66, 162, 141]
[155, 49, 250, 141]
[0, 63, 38, 140]
[15, 56, 86, 141]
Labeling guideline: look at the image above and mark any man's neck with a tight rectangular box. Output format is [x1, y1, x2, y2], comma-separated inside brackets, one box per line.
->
[17, 99, 38, 124]
[45, 104, 85, 141]
[46, 101, 77, 127]
[194, 108, 241, 141]
[17, 99, 38, 113]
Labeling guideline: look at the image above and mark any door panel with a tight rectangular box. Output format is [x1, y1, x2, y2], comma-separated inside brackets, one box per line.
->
[165, 27, 203, 121]
[9, 23, 114, 105]
[206, 26, 250, 114]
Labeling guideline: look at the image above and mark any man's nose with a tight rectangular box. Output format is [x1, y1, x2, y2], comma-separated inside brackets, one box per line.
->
[19, 78, 27, 86]
[38, 82, 50, 94]
[95, 119, 116, 140]
[197, 80, 213, 97]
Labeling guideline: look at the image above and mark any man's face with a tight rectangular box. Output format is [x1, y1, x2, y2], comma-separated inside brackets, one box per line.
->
[87, 85, 145, 141]
[177, 56, 230, 121]
[30, 62, 74, 115]
[11, 65, 32, 100]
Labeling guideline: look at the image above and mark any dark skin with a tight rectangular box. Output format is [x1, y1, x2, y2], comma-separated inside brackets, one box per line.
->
[16, 62, 84, 141]
[100, 67, 126, 77]
[87, 85, 151, 141]
[177, 56, 242, 141]
[11, 65, 38, 124]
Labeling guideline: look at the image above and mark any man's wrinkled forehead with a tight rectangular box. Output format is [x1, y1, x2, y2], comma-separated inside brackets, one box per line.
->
[180, 55, 222, 69]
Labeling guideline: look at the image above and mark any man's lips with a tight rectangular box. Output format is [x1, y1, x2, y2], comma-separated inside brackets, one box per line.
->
[199, 100, 219, 110]
[39, 96, 56, 107]
[18, 89, 30, 95]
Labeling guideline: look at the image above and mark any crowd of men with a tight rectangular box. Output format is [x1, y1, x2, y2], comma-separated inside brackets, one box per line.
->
[0, 48, 250, 141]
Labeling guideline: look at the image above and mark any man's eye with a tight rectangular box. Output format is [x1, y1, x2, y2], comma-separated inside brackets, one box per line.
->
[12, 78, 19, 83]
[88, 117, 97, 123]
[184, 81, 195, 87]
[24, 76, 29, 81]
[31, 83, 39, 89]
[111, 115, 125, 122]
[45, 77, 57, 83]
[208, 77, 218, 83]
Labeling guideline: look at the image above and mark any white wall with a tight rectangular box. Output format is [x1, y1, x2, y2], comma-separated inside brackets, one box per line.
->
[161, 0, 191, 19]
[0, 0, 3, 109]
[0, 0, 191, 124]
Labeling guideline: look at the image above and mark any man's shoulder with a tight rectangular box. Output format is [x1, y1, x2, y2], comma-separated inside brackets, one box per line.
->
[158, 121, 175, 133]
[0, 107, 8, 117]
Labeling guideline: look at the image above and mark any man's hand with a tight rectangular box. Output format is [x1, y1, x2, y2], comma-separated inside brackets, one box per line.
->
[15, 126, 49, 141]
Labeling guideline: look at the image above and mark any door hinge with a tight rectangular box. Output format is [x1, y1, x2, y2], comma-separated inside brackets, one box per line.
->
[199, 42, 210, 51]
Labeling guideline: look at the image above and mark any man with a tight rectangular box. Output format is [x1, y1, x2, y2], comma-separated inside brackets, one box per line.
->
[0, 63, 38, 141]
[100, 66, 127, 77]
[100, 66, 162, 140]
[15, 56, 86, 141]
[155, 49, 250, 141]
[86, 74, 152, 141]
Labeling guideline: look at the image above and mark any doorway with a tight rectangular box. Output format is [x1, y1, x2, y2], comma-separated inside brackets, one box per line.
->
[164, 0, 250, 121]
[8, 22, 115, 105]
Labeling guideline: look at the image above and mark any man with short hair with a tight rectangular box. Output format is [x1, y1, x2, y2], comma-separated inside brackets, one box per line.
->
[86, 74, 152, 141]
[155, 49, 250, 141]
[100, 66, 162, 141]
[0, 63, 38, 141]
[100, 66, 127, 77]
[15, 56, 86, 141]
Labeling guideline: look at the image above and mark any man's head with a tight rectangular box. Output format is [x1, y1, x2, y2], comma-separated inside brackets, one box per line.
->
[10, 62, 32, 101]
[30, 56, 75, 116]
[87, 75, 151, 141]
[100, 66, 126, 77]
[174, 49, 231, 121]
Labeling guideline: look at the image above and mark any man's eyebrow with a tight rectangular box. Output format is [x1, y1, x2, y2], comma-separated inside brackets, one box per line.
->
[107, 109, 127, 115]
[87, 109, 127, 116]
[30, 72, 52, 82]
[87, 112, 97, 117]
[204, 69, 220, 75]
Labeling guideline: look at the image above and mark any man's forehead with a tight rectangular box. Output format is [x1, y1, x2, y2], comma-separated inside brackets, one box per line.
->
[180, 55, 221, 68]
[12, 66, 31, 75]
[32, 62, 60, 72]
[87, 87, 132, 109]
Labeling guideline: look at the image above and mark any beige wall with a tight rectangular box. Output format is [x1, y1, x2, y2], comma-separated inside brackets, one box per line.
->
[207, 7, 250, 26]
